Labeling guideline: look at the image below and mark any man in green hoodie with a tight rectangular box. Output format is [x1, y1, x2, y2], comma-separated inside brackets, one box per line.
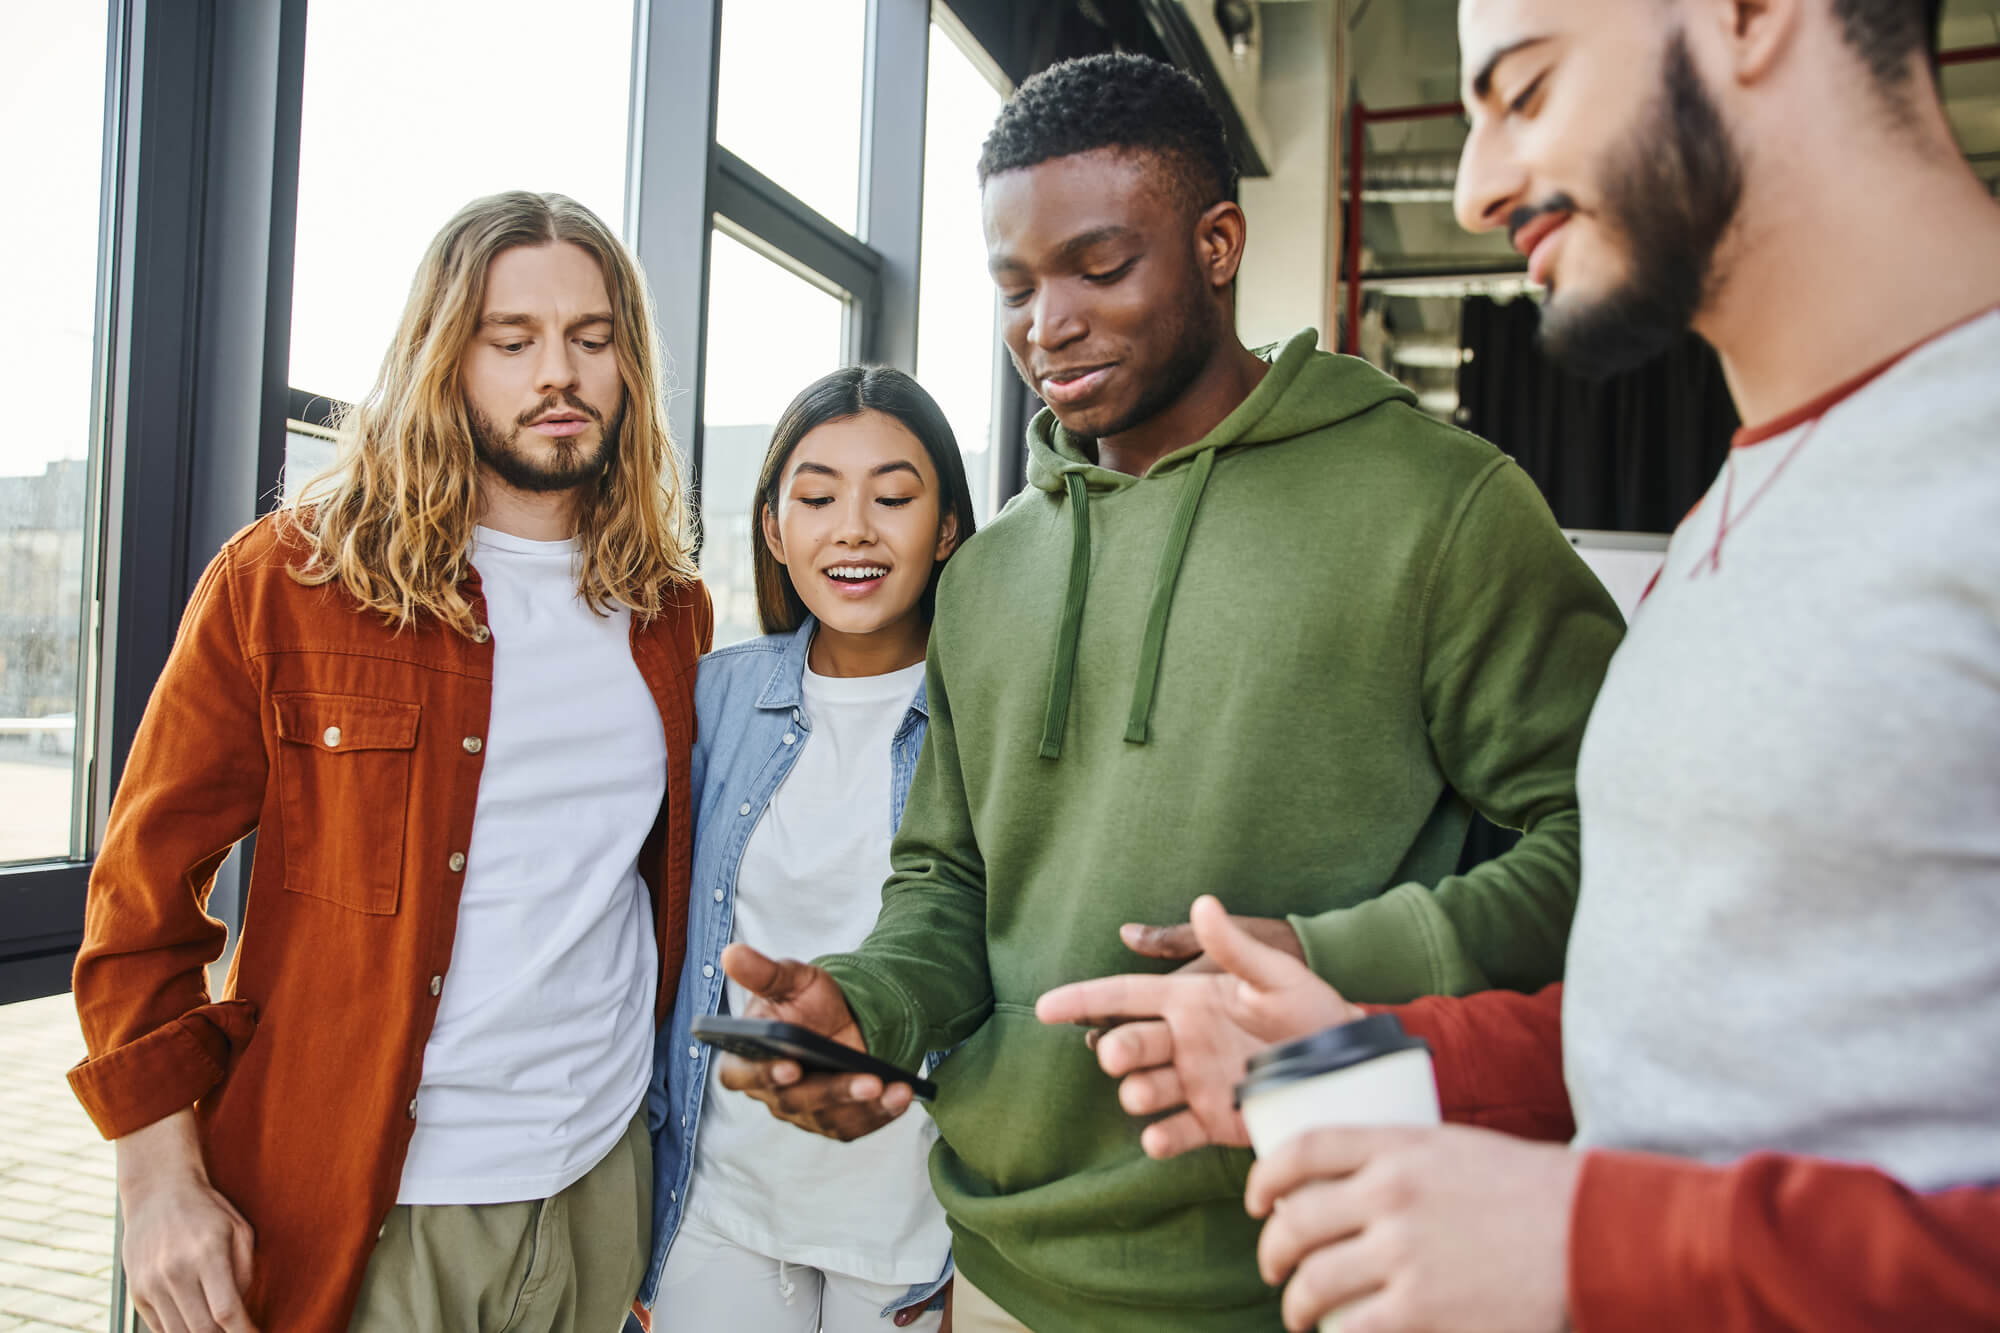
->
[715, 52, 1621, 1332]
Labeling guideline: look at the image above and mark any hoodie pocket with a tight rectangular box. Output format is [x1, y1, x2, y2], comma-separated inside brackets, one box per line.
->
[273, 692, 418, 915]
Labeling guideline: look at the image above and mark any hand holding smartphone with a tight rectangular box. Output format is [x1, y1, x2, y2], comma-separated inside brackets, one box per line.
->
[694, 1014, 938, 1102]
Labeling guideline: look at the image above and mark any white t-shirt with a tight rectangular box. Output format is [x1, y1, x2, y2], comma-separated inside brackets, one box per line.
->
[396, 527, 663, 1205]
[687, 658, 950, 1284]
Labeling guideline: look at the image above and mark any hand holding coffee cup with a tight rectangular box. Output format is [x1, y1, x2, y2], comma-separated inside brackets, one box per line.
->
[1235, 1015, 1441, 1332]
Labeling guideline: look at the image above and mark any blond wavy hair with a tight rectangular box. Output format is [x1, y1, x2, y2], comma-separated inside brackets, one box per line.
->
[284, 191, 698, 634]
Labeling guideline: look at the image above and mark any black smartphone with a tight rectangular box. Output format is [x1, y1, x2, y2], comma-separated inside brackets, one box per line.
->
[692, 1014, 939, 1102]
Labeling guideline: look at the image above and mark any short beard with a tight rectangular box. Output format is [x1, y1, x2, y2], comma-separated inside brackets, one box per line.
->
[1535, 32, 1745, 379]
[1095, 257, 1224, 440]
[470, 393, 622, 494]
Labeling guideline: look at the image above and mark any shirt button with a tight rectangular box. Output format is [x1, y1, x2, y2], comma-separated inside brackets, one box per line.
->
[782, 733, 795, 745]
[702, 964, 714, 978]
[407, 1098, 418, 1119]
[322, 726, 342, 748]
[471, 624, 491, 644]
[738, 803, 751, 816]
[688, 1044, 700, 1059]
[462, 736, 483, 754]
[448, 852, 466, 872]
[429, 975, 442, 996]
[712, 889, 724, 902]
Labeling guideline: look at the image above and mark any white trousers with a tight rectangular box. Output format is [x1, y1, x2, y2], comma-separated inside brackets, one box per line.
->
[655, 1211, 943, 1333]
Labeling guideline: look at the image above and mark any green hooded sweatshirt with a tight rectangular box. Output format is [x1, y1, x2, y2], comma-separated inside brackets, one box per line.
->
[817, 330, 1622, 1331]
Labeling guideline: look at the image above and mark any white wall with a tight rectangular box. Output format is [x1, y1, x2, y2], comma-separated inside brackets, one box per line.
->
[1235, 1, 1341, 350]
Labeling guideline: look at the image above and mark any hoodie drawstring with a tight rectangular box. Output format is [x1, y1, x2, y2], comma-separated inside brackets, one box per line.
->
[1125, 448, 1215, 744]
[1040, 452, 1218, 758]
[1039, 471, 1092, 759]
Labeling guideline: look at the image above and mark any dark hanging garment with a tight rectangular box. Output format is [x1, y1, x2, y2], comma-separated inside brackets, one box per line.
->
[1455, 295, 1738, 534]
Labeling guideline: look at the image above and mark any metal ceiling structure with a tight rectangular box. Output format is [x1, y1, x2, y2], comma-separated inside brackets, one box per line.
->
[1334, 0, 2000, 417]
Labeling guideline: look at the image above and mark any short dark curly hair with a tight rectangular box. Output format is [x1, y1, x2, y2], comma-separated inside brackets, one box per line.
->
[977, 53, 1237, 216]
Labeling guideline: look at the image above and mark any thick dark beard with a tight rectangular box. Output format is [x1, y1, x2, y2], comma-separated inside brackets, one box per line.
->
[1094, 260, 1224, 441]
[470, 394, 622, 494]
[1537, 32, 1745, 380]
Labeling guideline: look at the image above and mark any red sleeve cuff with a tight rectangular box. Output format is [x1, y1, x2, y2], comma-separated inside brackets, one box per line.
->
[67, 999, 259, 1139]
[1569, 1150, 1736, 1333]
[1384, 984, 1573, 1140]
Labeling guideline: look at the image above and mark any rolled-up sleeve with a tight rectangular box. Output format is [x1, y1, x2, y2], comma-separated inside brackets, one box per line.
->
[68, 543, 268, 1139]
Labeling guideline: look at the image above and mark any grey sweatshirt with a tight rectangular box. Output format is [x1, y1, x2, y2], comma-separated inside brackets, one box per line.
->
[1564, 310, 2000, 1191]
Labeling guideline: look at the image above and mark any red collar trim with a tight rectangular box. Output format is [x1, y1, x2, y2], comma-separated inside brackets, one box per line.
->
[1730, 303, 2000, 449]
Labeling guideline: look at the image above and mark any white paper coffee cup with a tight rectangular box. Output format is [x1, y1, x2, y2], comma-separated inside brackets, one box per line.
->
[1234, 1014, 1441, 1332]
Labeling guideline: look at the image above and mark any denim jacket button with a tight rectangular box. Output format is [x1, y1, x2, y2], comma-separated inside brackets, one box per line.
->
[738, 802, 751, 816]
[782, 733, 796, 745]
[703, 964, 715, 978]
[713, 888, 724, 902]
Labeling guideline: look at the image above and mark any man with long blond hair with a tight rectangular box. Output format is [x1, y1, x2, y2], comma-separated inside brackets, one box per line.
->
[67, 191, 710, 1333]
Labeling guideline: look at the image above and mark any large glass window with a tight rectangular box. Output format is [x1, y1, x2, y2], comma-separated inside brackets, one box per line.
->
[288, 0, 637, 414]
[0, 3, 110, 865]
[701, 229, 849, 647]
[916, 17, 1009, 519]
[716, 0, 868, 232]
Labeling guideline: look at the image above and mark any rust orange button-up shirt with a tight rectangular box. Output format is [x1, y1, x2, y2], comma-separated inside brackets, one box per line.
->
[68, 517, 711, 1331]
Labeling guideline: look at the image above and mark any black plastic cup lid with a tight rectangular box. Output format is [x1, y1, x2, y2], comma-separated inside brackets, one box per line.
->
[1234, 1013, 1428, 1108]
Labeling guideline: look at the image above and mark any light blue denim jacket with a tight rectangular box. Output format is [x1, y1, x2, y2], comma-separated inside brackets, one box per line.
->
[637, 619, 951, 1317]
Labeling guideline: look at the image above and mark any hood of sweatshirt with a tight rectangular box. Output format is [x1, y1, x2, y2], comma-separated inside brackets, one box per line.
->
[1022, 328, 1415, 758]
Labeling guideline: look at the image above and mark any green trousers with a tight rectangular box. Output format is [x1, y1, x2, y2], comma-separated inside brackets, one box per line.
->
[348, 1113, 652, 1333]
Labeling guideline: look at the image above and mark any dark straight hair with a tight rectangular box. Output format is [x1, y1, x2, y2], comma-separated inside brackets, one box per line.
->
[752, 366, 980, 636]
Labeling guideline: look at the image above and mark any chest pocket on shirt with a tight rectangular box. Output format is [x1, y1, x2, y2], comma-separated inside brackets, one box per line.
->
[273, 692, 419, 915]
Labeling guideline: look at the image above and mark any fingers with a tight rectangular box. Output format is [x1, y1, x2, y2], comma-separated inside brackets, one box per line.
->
[1035, 974, 1176, 1028]
[134, 1294, 188, 1333]
[766, 1071, 876, 1115]
[776, 1092, 912, 1141]
[1189, 896, 1316, 993]
[1137, 1108, 1231, 1159]
[1116, 1066, 1187, 1118]
[131, 1242, 229, 1333]
[717, 1052, 802, 1094]
[1276, 1234, 1381, 1333]
[140, 1274, 202, 1333]
[1245, 1127, 1412, 1217]
[719, 942, 794, 1001]
[1095, 1019, 1174, 1077]
[1255, 1175, 1373, 1284]
[227, 1208, 255, 1296]
[196, 1249, 259, 1333]
[720, 1059, 911, 1140]
[1119, 920, 1202, 959]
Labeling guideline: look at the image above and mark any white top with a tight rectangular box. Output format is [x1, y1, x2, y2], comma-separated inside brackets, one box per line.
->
[396, 527, 663, 1205]
[687, 657, 950, 1283]
[1564, 310, 2000, 1190]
